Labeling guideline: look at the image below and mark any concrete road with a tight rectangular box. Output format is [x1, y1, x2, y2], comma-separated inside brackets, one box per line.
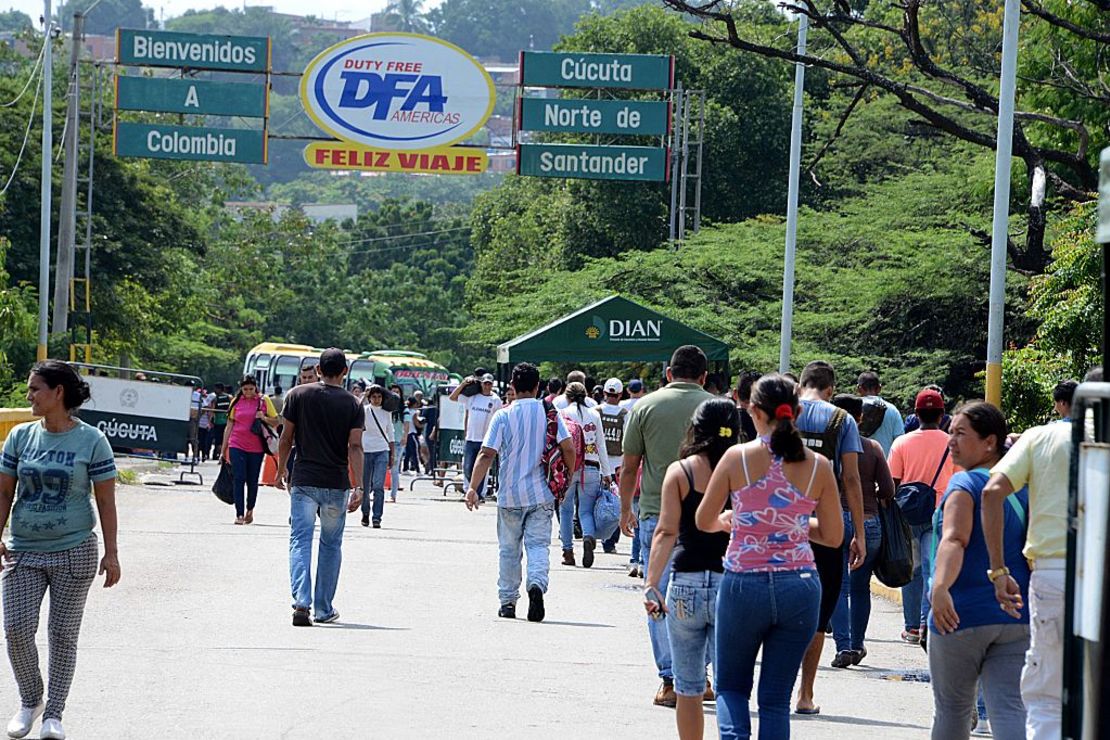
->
[1, 463, 934, 738]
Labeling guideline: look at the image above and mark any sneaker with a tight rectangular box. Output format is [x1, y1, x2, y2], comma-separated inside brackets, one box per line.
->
[562, 549, 576, 567]
[703, 682, 715, 702]
[316, 611, 339, 624]
[527, 585, 545, 623]
[372, 521, 381, 529]
[901, 628, 921, 644]
[851, 647, 867, 665]
[361, 515, 370, 527]
[234, 516, 245, 525]
[39, 718, 65, 740]
[628, 563, 641, 578]
[498, 602, 516, 619]
[603, 544, 618, 554]
[831, 650, 856, 668]
[6, 703, 43, 739]
[653, 681, 677, 708]
[292, 608, 312, 627]
[970, 718, 992, 736]
[582, 536, 596, 569]
[244, 509, 254, 524]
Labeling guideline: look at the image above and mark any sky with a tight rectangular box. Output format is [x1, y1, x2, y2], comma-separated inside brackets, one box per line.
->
[5, 0, 443, 27]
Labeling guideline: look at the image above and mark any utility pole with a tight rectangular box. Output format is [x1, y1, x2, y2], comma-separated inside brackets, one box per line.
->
[984, 0, 1021, 406]
[36, 0, 54, 361]
[52, 10, 83, 334]
[778, 14, 807, 375]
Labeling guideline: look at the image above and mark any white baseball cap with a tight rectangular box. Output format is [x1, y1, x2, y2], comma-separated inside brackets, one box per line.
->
[604, 378, 623, 394]
[481, 373, 495, 383]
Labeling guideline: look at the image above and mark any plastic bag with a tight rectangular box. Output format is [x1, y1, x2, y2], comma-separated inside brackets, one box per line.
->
[874, 500, 914, 588]
[212, 461, 234, 505]
[593, 485, 621, 540]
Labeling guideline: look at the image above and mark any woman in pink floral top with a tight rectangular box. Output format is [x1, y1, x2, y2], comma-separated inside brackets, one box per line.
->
[697, 374, 843, 740]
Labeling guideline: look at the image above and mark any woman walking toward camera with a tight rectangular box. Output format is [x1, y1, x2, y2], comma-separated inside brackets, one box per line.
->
[643, 398, 737, 740]
[699, 374, 843, 740]
[0, 361, 120, 740]
[220, 375, 279, 525]
[928, 401, 1029, 739]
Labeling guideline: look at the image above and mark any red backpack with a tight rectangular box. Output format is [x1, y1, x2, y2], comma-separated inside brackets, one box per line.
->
[540, 401, 584, 503]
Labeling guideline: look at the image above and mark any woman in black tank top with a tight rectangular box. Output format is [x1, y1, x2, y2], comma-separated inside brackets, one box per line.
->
[643, 399, 738, 740]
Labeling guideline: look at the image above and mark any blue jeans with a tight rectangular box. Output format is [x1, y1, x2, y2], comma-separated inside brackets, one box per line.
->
[289, 486, 348, 619]
[716, 569, 821, 740]
[463, 440, 486, 499]
[901, 522, 933, 630]
[831, 513, 882, 651]
[667, 570, 722, 697]
[496, 502, 555, 605]
[389, 445, 400, 500]
[559, 467, 602, 550]
[639, 514, 673, 679]
[629, 499, 641, 564]
[361, 450, 389, 522]
[229, 447, 264, 518]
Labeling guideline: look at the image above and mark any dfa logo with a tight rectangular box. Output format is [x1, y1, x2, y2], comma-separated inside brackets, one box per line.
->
[300, 33, 495, 150]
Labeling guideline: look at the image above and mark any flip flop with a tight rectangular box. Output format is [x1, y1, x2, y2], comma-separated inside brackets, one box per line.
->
[795, 707, 821, 715]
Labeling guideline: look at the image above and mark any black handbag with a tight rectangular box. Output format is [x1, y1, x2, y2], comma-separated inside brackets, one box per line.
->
[212, 461, 234, 505]
[874, 499, 914, 588]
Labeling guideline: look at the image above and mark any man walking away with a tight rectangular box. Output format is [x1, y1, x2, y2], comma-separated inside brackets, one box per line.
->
[464, 363, 574, 623]
[794, 360, 866, 715]
[422, 396, 440, 478]
[856, 371, 904, 455]
[554, 370, 597, 410]
[451, 373, 503, 502]
[1052, 379, 1078, 421]
[888, 388, 956, 645]
[276, 348, 364, 627]
[619, 345, 713, 708]
[598, 378, 628, 556]
[982, 374, 1077, 740]
[622, 379, 646, 411]
[210, 384, 232, 460]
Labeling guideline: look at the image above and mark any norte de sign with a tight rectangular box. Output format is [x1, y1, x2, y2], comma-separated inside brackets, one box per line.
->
[519, 98, 668, 136]
[520, 51, 673, 91]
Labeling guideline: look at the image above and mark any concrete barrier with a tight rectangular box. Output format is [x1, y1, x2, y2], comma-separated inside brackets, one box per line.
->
[871, 576, 904, 605]
[0, 409, 36, 444]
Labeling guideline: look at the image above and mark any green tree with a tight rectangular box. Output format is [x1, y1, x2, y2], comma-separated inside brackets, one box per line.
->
[0, 10, 32, 33]
[58, 0, 152, 34]
[384, 0, 428, 33]
[427, 0, 592, 61]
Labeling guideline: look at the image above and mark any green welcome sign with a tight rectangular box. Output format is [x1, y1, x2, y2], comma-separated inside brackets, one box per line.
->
[519, 98, 668, 136]
[116, 76, 268, 117]
[520, 51, 673, 90]
[518, 143, 667, 182]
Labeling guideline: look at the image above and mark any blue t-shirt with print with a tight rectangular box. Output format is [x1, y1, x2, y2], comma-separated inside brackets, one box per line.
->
[0, 420, 116, 552]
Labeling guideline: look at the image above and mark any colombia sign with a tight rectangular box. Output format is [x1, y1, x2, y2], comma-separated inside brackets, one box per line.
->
[300, 33, 495, 151]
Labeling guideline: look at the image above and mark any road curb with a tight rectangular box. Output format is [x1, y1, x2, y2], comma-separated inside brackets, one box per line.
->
[870, 577, 903, 605]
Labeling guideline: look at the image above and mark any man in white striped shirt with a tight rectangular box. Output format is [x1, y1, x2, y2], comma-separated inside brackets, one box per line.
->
[466, 362, 575, 622]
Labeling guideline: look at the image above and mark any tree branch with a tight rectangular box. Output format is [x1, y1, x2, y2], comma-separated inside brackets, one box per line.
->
[806, 83, 868, 181]
[1020, 0, 1110, 43]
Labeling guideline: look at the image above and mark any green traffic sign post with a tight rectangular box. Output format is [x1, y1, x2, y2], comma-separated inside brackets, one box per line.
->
[114, 122, 267, 164]
[518, 143, 667, 182]
[519, 98, 668, 136]
[117, 29, 270, 72]
[520, 51, 673, 90]
[116, 76, 267, 117]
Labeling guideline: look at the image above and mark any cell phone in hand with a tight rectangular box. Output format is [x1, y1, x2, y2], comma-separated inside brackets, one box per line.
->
[646, 588, 665, 621]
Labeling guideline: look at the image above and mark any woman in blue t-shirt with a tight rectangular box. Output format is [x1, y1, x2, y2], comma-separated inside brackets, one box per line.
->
[0, 361, 120, 740]
[928, 401, 1029, 739]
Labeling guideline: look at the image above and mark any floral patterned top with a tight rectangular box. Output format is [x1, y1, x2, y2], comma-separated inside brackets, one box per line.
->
[723, 438, 820, 573]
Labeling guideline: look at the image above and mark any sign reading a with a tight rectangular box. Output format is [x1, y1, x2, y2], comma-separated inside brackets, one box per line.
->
[519, 98, 668, 136]
[304, 142, 487, 174]
[117, 28, 270, 72]
[114, 121, 267, 164]
[520, 51, 673, 91]
[518, 143, 667, 182]
[115, 76, 268, 118]
[300, 32, 495, 151]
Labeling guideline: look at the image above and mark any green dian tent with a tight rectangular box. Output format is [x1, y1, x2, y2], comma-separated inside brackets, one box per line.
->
[496, 295, 729, 372]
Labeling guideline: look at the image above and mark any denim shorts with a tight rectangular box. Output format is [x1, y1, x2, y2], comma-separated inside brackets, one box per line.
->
[667, 570, 722, 697]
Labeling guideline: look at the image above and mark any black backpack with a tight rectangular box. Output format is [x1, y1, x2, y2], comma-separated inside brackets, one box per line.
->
[799, 406, 847, 464]
[859, 397, 887, 438]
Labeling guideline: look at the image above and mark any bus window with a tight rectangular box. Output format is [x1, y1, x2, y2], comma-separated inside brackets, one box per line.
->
[272, 355, 300, 393]
[348, 360, 376, 388]
[252, 354, 272, 392]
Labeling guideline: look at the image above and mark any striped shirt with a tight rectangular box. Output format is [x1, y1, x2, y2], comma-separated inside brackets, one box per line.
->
[482, 398, 569, 508]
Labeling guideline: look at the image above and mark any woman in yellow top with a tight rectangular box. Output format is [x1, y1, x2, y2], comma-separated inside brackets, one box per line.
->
[219, 375, 279, 525]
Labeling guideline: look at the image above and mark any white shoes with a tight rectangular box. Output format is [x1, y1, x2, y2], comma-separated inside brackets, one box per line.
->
[5, 703, 43, 739]
[40, 718, 65, 739]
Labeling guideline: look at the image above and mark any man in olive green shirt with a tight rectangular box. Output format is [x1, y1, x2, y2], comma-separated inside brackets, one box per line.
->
[619, 345, 712, 707]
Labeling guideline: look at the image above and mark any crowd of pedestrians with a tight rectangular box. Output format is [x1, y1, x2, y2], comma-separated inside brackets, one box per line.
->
[0, 344, 1098, 740]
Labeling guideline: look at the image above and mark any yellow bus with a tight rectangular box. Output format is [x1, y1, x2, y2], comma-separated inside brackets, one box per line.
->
[242, 343, 454, 397]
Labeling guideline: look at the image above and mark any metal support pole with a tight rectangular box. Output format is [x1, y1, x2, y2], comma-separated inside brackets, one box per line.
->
[677, 89, 691, 243]
[36, 0, 54, 361]
[778, 14, 807, 375]
[985, 0, 1021, 406]
[52, 10, 82, 334]
[668, 83, 683, 246]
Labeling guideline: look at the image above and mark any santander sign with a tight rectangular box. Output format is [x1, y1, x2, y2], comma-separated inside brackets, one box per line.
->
[300, 33, 495, 151]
